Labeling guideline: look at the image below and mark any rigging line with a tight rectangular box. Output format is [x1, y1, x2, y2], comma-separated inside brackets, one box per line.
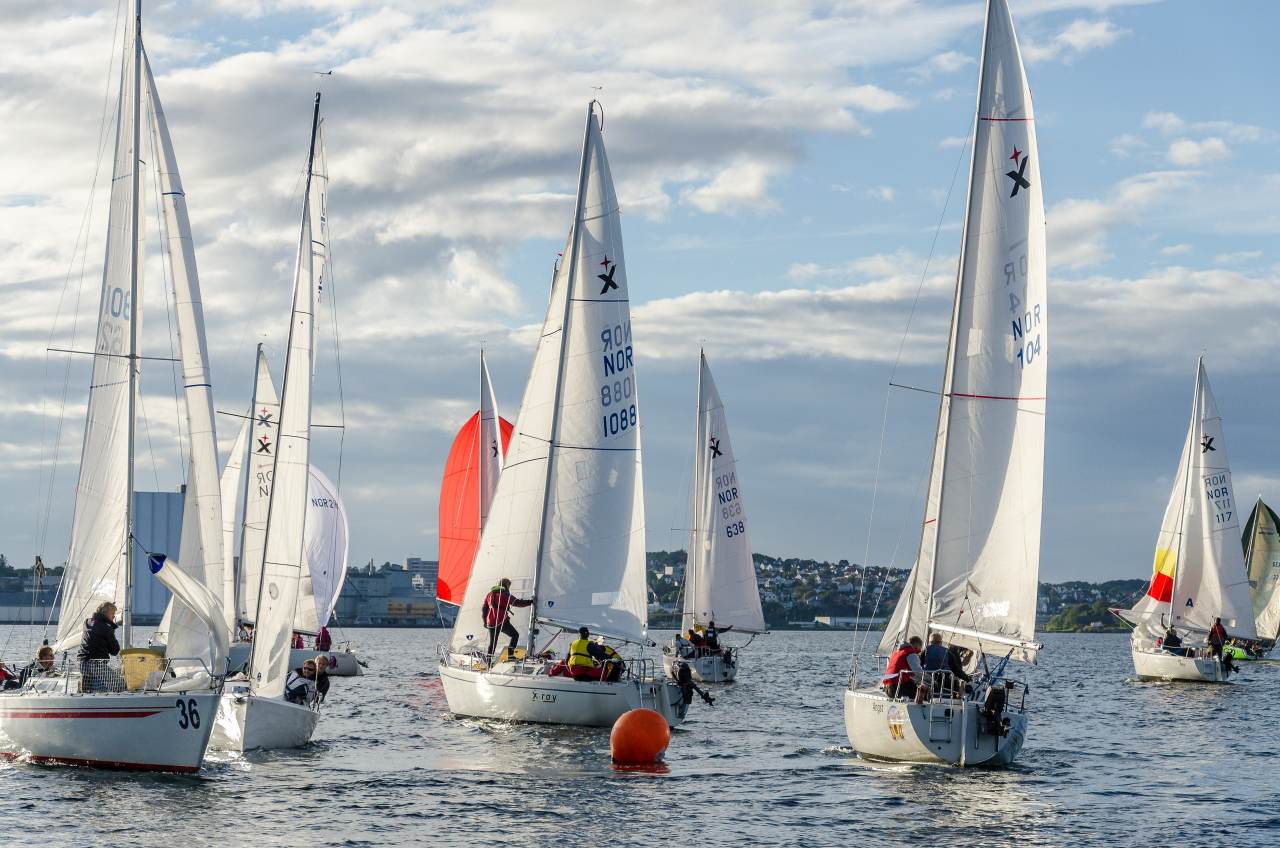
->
[853, 120, 973, 656]
[316, 130, 347, 492]
[33, 0, 128, 562]
[46, 347, 181, 362]
[149, 115, 187, 484]
[137, 390, 163, 493]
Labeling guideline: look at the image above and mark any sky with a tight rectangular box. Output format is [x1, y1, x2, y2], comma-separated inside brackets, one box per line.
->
[0, 0, 1277, 584]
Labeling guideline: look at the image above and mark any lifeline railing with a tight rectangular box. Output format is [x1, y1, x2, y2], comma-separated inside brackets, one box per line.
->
[12, 655, 224, 696]
[851, 660, 1029, 714]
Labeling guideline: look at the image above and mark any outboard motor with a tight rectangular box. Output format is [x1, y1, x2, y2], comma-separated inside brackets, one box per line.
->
[978, 683, 1010, 737]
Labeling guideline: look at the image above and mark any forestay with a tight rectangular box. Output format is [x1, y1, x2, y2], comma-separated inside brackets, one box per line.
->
[1124, 360, 1257, 638]
[1244, 499, 1280, 641]
[684, 353, 766, 634]
[55, 9, 144, 652]
[294, 466, 348, 633]
[249, 106, 323, 699]
[451, 104, 648, 648]
[880, 0, 1047, 663]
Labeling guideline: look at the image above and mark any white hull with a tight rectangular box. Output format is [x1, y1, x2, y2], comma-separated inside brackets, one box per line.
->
[662, 652, 737, 683]
[843, 687, 1026, 767]
[1131, 648, 1229, 683]
[227, 643, 365, 676]
[0, 689, 218, 773]
[439, 660, 688, 728]
[210, 692, 319, 751]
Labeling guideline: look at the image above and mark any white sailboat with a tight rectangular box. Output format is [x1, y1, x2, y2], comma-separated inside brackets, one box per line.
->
[221, 350, 362, 676]
[437, 352, 510, 627]
[0, 2, 225, 772]
[1240, 498, 1280, 656]
[211, 94, 328, 751]
[1113, 359, 1258, 682]
[663, 352, 766, 683]
[438, 103, 687, 727]
[844, 0, 1047, 767]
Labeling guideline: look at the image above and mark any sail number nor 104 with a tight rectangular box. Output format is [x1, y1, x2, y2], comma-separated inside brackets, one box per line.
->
[1005, 252, 1043, 369]
[600, 321, 636, 438]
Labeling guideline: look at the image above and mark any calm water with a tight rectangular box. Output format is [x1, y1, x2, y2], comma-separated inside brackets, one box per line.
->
[0, 626, 1276, 847]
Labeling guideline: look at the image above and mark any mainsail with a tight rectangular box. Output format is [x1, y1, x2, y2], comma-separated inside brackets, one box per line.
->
[219, 413, 250, 634]
[55, 9, 145, 652]
[683, 352, 766, 634]
[249, 98, 323, 698]
[1122, 360, 1258, 639]
[880, 0, 1047, 663]
[1244, 498, 1280, 641]
[451, 103, 648, 647]
[437, 353, 514, 607]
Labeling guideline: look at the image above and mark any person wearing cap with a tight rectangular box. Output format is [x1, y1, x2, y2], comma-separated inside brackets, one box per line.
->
[482, 577, 533, 659]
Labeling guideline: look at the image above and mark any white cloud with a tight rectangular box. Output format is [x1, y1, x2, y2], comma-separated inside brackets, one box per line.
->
[867, 185, 895, 201]
[1167, 137, 1231, 166]
[1214, 250, 1263, 264]
[681, 159, 783, 215]
[1049, 170, 1195, 269]
[1109, 133, 1146, 157]
[938, 135, 968, 149]
[1143, 111, 1272, 143]
[1024, 19, 1127, 62]
[1159, 243, 1192, 256]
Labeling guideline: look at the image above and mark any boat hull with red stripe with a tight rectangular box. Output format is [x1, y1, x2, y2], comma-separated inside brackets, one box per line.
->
[0, 691, 219, 773]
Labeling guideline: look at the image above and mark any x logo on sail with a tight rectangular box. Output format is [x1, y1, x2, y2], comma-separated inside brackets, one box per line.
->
[598, 262, 619, 294]
[709, 437, 722, 458]
[490, 439, 498, 458]
[257, 435, 273, 455]
[1006, 152, 1031, 197]
[1201, 435, 1216, 453]
[257, 408, 274, 428]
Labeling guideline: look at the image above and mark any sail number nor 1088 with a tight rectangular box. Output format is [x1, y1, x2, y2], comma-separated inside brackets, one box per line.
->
[600, 321, 636, 438]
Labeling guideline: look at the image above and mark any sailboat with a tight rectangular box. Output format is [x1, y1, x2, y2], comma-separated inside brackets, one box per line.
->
[0, 1, 225, 772]
[437, 352, 514, 627]
[210, 93, 328, 750]
[1240, 498, 1280, 656]
[437, 103, 687, 727]
[220, 348, 362, 676]
[663, 352, 766, 683]
[1113, 359, 1258, 682]
[844, 0, 1047, 767]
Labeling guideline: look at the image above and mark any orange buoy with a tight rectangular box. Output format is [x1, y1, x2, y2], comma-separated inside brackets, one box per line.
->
[610, 708, 671, 765]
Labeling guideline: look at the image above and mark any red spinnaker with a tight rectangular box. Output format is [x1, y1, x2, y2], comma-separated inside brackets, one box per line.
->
[437, 412, 513, 606]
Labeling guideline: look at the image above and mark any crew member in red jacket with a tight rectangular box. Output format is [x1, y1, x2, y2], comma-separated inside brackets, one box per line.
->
[483, 577, 533, 659]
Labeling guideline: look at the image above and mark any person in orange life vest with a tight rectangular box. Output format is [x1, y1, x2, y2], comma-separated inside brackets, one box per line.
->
[483, 577, 533, 657]
[882, 636, 929, 703]
[567, 627, 605, 681]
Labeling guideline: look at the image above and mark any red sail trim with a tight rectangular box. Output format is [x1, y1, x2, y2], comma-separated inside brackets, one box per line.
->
[437, 412, 514, 606]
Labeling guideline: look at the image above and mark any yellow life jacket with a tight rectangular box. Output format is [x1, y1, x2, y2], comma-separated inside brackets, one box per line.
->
[568, 637, 598, 669]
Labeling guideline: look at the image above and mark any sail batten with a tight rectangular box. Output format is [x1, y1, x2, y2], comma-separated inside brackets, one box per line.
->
[880, 0, 1047, 664]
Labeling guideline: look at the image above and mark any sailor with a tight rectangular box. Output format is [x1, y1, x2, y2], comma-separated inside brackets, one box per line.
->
[567, 627, 604, 681]
[313, 655, 331, 703]
[17, 645, 56, 687]
[1161, 627, 1188, 656]
[483, 578, 533, 659]
[704, 620, 733, 654]
[78, 601, 124, 692]
[588, 638, 625, 682]
[284, 659, 318, 705]
[1208, 617, 1228, 660]
[687, 628, 706, 656]
[315, 625, 332, 652]
[673, 632, 695, 659]
[881, 636, 928, 703]
[921, 632, 949, 671]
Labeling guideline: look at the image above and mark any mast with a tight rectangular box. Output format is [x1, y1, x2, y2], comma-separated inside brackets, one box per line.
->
[123, 0, 144, 648]
[526, 101, 596, 653]
[686, 350, 705, 630]
[247, 92, 321, 680]
[234, 343, 265, 629]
